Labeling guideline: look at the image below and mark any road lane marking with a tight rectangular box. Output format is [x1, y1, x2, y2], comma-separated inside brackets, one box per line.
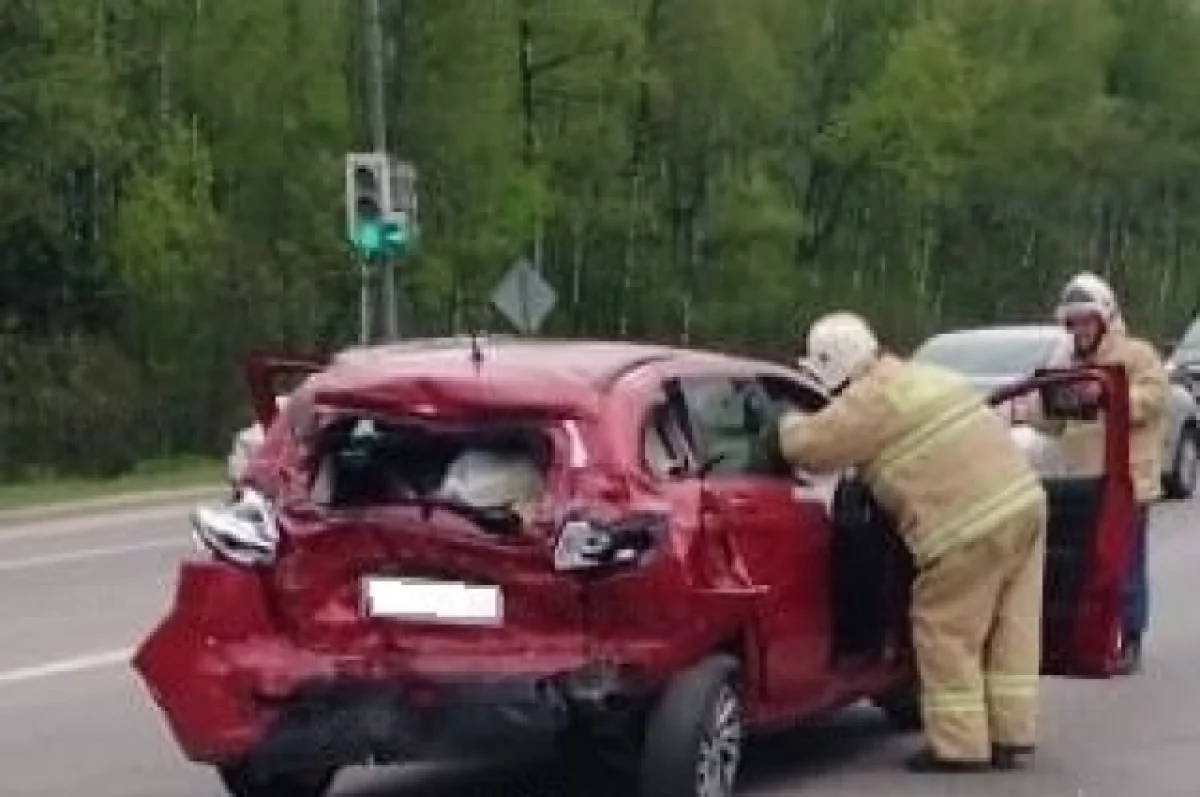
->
[0, 503, 201, 545]
[0, 647, 134, 687]
[0, 538, 186, 572]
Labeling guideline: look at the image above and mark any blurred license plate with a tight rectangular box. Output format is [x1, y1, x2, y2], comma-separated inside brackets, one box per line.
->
[362, 577, 503, 625]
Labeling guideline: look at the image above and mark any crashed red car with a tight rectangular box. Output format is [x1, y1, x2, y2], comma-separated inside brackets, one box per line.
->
[133, 339, 1136, 797]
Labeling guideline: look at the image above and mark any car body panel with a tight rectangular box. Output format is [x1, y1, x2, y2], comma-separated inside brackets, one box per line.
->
[136, 338, 1137, 775]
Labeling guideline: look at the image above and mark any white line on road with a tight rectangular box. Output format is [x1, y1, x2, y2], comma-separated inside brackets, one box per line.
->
[0, 647, 134, 687]
[0, 538, 185, 572]
[0, 503, 200, 546]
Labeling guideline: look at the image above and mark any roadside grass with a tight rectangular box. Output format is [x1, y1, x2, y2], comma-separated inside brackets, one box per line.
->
[0, 456, 224, 511]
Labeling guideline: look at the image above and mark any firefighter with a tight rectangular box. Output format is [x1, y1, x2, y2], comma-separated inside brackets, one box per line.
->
[771, 312, 1048, 773]
[1035, 272, 1168, 675]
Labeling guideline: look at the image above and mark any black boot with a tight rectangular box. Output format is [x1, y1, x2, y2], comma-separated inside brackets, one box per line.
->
[991, 744, 1035, 771]
[905, 748, 991, 774]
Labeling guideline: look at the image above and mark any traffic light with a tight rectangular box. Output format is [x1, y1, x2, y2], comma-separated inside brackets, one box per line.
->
[345, 153, 418, 259]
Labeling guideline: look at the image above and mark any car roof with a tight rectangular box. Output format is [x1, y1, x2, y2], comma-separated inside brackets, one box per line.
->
[330, 336, 764, 386]
[311, 337, 789, 418]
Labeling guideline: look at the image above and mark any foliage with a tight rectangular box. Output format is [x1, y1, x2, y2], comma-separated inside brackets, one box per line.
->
[3, 0, 1200, 473]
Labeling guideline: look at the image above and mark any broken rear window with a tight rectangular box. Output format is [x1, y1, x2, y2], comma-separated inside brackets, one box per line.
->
[308, 416, 552, 521]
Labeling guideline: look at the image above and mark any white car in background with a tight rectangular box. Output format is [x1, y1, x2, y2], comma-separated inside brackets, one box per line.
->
[914, 325, 1200, 500]
[1167, 317, 1200, 402]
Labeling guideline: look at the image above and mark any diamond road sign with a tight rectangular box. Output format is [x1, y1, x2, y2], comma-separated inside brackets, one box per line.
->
[491, 259, 556, 334]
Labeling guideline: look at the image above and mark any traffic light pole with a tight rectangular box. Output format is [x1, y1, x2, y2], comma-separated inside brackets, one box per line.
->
[359, 261, 373, 344]
[365, 0, 399, 341]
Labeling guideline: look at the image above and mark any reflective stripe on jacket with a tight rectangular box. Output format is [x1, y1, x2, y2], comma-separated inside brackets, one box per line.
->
[779, 355, 1046, 567]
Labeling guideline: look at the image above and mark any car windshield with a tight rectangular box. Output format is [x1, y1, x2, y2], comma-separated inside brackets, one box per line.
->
[913, 332, 1060, 376]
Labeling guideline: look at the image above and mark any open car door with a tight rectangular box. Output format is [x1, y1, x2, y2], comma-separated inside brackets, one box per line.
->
[244, 349, 327, 425]
[990, 364, 1137, 678]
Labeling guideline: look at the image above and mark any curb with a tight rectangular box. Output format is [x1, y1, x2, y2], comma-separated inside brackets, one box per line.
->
[0, 484, 226, 526]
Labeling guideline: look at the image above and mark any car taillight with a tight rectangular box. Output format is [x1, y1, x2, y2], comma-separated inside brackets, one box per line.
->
[553, 511, 666, 572]
[190, 488, 281, 567]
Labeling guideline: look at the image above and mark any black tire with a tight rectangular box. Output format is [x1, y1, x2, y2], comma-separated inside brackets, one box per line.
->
[1163, 427, 1199, 500]
[873, 684, 923, 732]
[218, 762, 336, 797]
[639, 655, 743, 797]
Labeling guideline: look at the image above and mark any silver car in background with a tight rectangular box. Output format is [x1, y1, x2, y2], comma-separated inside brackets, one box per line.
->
[914, 325, 1199, 500]
[1167, 317, 1200, 402]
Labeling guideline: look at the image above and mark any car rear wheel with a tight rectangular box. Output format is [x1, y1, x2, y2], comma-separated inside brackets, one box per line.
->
[1163, 427, 1199, 500]
[218, 762, 336, 797]
[639, 655, 743, 797]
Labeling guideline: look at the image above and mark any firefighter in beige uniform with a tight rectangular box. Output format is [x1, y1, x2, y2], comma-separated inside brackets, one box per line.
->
[774, 312, 1047, 773]
[1034, 272, 1167, 674]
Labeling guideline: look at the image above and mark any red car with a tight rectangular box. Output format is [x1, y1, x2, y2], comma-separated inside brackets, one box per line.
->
[133, 339, 1136, 797]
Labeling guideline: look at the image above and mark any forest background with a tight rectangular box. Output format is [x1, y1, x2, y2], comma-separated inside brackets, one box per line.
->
[2, 0, 1198, 477]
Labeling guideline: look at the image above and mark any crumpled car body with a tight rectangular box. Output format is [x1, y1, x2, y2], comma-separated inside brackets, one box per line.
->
[134, 339, 1138, 797]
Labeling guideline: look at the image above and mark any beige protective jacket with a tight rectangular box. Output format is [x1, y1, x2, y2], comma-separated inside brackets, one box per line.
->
[779, 355, 1045, 568]
[1032, 321, 1167, 503]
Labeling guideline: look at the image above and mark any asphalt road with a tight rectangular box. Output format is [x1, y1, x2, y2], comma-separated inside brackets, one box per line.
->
[1, 496, 1198, 797]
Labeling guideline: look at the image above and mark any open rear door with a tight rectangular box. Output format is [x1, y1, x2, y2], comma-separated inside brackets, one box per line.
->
[244, 350, 327, 425]
[991, 365, 1137, 678]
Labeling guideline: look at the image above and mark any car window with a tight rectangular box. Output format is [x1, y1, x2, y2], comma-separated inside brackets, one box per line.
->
[641, 397, 693, 480]
[680, 377, 772, 477]
[310, 415, 550, 511]
[913, 333, 1061, 376]
[759, 374, 827, 415]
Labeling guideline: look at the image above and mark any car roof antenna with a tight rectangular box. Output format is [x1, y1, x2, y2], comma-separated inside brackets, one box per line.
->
[468, 306, 485, 373]
[470, 331, 484, 372]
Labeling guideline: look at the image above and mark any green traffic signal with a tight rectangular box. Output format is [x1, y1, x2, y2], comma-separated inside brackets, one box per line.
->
[383, 221, 407, 247]
[350, 218, 416, 258]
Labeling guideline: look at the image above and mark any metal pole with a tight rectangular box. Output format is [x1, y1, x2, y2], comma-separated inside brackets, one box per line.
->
[359, 264, 373, 344]
[365, 0, 399, 340]
[518, 9, 542, 277]
[365, 0, 387, 153]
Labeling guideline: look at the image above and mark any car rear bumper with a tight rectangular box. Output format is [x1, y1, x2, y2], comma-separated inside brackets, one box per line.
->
[132, 561, 651, 769]
[230, 677, 576, 773]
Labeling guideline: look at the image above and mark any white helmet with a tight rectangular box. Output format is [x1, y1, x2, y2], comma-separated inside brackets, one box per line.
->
[802, 312, 881, 392]
[1055, 272, 1118, 325]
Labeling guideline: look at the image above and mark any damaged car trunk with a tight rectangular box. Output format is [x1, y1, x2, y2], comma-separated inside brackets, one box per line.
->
[264, 408, 596, 662]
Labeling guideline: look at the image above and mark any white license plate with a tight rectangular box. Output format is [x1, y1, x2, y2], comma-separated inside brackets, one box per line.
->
[361, 577, 504, 625]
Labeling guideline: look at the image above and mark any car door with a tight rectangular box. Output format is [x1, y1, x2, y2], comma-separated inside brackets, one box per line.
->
[672, 374, 834, 707]
[993, 365, 1138, 678]
[245, 351, 326, 426]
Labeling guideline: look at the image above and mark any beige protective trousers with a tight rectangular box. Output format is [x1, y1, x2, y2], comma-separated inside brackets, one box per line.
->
[912, 501, 1048, 762]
